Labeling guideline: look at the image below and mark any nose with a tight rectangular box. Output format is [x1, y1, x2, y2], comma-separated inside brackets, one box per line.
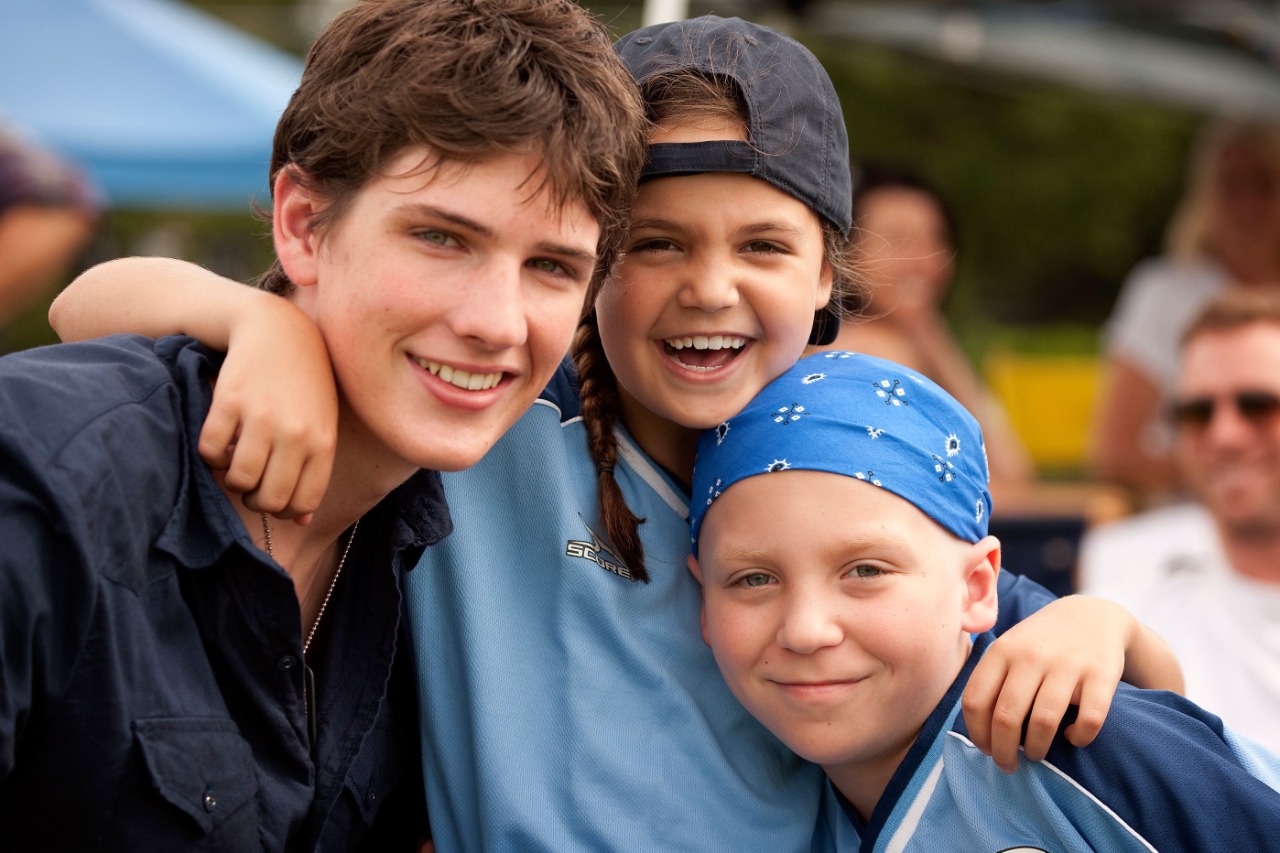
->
[451, 261, 528, 350]
[677, 255, 740, 312]
[775, 587, 844, 654]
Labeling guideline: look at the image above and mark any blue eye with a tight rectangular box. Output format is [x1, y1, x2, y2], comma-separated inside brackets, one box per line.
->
[850, 565, 883, 579]
[738, 572, 775, 588]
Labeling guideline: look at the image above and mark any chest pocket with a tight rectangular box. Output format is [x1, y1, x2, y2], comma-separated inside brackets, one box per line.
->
[124, 718, 261, 847]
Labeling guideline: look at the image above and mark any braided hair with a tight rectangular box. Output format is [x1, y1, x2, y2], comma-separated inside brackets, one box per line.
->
[572, 70, 858, 582]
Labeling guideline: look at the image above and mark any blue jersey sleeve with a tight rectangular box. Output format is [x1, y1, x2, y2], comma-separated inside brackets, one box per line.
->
[1042, 686, 1280, 851]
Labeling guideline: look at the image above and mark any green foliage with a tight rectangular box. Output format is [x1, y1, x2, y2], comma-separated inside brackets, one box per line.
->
[588, 7, 1202, 357]
[806, 35, 1199, 338]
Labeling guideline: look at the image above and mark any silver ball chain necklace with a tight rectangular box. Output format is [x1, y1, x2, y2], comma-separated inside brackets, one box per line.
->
[261, 512, 361, 748]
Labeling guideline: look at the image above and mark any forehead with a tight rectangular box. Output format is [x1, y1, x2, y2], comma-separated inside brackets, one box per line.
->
[858, 187, 938, 221]
[1179, 323, 1280, 393]
[633, 169, 820, 230]
[855, 188, 949, 245]
[704, 468, 953, 552]
[358, 146, 594, 225]
[649, 113, 747, 145]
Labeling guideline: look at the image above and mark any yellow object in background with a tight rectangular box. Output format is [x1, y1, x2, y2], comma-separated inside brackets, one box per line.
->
[985, 351, 1101, 474]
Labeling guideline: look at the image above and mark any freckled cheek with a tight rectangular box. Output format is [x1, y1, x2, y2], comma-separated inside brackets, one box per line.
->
[543, 305, 586, 357]
[708, 606, 770, 668]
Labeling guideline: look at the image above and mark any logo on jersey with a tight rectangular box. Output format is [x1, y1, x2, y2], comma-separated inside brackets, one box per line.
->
[565, 516, 633, 581]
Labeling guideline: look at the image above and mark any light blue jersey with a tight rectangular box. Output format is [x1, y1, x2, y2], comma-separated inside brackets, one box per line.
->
[405, 361, 1056, 851]
[824, 633, 1280, 852]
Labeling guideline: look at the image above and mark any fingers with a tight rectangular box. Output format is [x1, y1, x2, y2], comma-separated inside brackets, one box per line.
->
[200, 425, 332, 521]
[964, 649, 1099, 771]
[198, 405, 241, 471]
[1019, 674, 1077, 762]
[960, 652, 1005, 764]
[1063, 676, 1116, 749]
[984, 672, 1041, 774]
[240, 442, 330, 520]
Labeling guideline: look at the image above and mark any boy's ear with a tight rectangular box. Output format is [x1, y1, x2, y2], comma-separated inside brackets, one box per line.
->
[959, 535, 1000, 634]
[686, 554, 712, 648]
[273, 166, 322, 289]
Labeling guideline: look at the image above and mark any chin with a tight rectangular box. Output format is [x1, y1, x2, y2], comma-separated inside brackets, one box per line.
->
[404, 437, 495, 473]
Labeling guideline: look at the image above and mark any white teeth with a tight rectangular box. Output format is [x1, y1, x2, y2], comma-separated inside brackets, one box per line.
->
[665, 335, 746, 351]
[416, 359, 502, 391]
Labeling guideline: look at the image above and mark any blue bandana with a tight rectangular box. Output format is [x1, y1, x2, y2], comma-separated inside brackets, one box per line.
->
[689, 352, 992, 555]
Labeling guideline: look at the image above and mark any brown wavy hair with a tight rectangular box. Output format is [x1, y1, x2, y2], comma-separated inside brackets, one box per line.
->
[256, 0, 647, 298]
[573, 69, 856, 583]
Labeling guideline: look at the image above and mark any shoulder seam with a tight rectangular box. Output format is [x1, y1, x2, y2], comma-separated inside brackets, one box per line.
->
[944, 731, 1159, 852]
[533, 397, 583, 428]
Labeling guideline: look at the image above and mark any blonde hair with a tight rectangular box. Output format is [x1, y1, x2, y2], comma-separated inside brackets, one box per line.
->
[1164, 117, 1280, 260]
[1183, 287, 1280, 347]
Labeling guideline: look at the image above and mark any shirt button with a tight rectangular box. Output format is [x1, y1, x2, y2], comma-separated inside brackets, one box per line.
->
[203, 791, 218, 811]
[279, 656, 297, 671]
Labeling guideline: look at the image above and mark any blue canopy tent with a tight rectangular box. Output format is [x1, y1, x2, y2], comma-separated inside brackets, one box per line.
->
[0, 0, 303, 210]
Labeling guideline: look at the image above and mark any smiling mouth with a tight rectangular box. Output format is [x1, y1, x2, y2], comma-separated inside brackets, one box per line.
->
[415, 358, 503, 391]
[663, 335, 747, 372]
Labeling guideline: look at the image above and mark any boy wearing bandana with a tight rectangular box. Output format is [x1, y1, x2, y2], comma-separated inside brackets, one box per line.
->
[689, 351, 1280, 852]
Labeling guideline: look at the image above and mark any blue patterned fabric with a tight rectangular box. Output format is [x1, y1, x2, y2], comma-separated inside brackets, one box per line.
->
[690, 351, 991, 553]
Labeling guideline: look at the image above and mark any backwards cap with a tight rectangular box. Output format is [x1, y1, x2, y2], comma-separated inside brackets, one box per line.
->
[689, 352, 992, 555]
[616, 17, 850, 345]
[616, 16, 851, 235]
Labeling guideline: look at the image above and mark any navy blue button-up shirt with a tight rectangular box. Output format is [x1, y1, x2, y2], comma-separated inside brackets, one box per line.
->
[0, 335, 451, 851]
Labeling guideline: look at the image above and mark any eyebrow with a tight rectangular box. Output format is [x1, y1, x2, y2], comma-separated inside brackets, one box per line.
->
[711, 531, 915, 567]
[393, 202, 597, 264]
[629, 216, 807, 238]
[739, 221, 807, 237]
[628, 216, 684, 233]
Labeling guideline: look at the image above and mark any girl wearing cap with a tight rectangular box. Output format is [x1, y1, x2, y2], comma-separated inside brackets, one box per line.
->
[51, 15, 1182, 851]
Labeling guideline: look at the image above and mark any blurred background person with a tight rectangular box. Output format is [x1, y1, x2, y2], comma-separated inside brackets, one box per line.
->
[1080, 290, 1280, 753]
[1089, 118, 1280, 506]
[830, 164, 1036, 504]
[0, 121, 99, 345]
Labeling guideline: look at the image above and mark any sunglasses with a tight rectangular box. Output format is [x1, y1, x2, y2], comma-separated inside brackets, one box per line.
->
[1169, 391, 1280, 429]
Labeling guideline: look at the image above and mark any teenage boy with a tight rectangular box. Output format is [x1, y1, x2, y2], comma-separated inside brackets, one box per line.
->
[0, 0, 644, 849]
[688, 351, 1280, 851]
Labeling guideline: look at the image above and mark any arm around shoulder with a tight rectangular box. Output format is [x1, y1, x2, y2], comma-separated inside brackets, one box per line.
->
[51, 257, 277, 347]
[49, 259, 338, 520]
[1042, 686, 1280, 852]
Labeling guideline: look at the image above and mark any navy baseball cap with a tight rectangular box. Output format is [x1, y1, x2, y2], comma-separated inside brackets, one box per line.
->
[615, 16, 851, 345]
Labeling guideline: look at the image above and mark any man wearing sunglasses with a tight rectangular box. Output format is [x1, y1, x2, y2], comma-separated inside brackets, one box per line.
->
[1080, 288, 1280, 754]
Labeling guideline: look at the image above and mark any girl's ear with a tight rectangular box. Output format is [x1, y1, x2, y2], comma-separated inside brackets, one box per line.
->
[273, 166, 322, 289]
[686, 554, 712, 647]
[960, 535, 1001, 634]
[814, 259, 835, 312]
